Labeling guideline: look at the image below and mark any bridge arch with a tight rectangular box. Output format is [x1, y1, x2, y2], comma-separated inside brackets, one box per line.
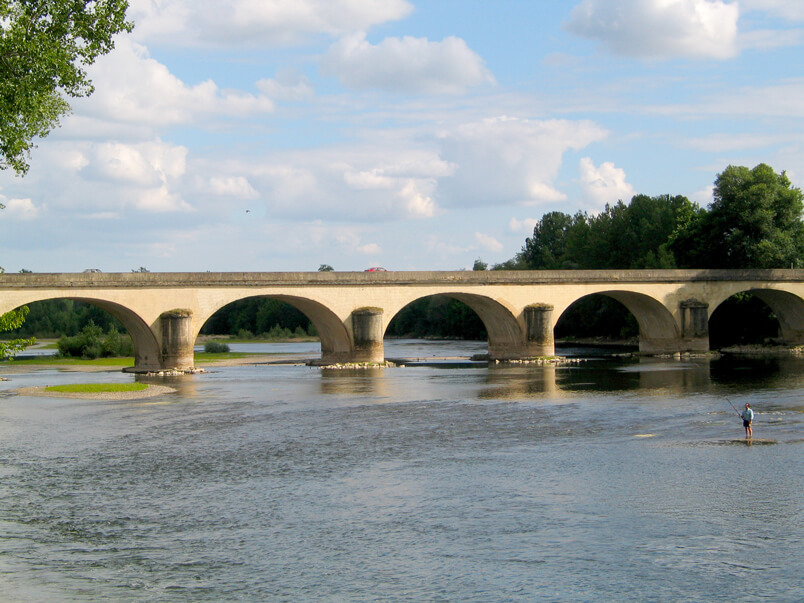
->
[710, 288, 804, 346]
[557, 290, 681, 355]
[2, 295, 161, 370]
[384, 292, 529, 360]
[194, 294, 353, 363]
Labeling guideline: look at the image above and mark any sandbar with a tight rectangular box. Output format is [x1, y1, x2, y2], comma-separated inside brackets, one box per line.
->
[13, 385, 176, 400]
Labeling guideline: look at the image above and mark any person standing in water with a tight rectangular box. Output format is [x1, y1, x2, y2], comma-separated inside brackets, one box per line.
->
[741, 403, 754, 438]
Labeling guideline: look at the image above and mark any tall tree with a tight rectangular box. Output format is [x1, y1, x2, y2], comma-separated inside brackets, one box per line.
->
[672, 164, 804, 268]
[0, 0, 132, 174]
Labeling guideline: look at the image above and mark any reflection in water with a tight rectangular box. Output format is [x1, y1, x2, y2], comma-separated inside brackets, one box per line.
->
[319, 368, 391, 399]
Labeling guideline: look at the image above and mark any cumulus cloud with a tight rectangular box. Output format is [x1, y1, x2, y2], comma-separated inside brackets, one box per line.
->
[82, 141, 187, 186]
[357, 243, 382, 255]
[208, 177, 260, 199]
[321, 33, 495, 94]
[578, 157, 635, 206]
[186, 144, 450, 223]
[437, 117, 608, 207]
[128, 0, 413, 46]
[565, 0, 739, 59]
[509, 217, 539, 234]
[474, 232, 503, 253]
[0, 197, 42, 220]
[256, 70, 315, 101]
[22, 139, 195, 214]
[77, 39, 274, 128]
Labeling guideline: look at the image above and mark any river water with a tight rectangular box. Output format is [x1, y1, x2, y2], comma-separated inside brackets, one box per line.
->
[1, 340, 802, 601]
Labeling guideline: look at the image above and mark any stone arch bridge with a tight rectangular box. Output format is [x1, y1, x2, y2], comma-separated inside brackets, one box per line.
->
[2, 270, 804, 372]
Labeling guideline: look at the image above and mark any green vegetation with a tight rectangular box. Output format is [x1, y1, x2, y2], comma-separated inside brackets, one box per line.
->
[0, 303, 35, 359]
[387, 296, 486, 340]
[45, 383, 147, 394]
[57, 322, 133, 359]
[200, 298, 317, 340]
[204, 341, 230, 353]
[0, 0, 132, 175]
[4, 299, 125, 338]
[194, 352, 255, 363]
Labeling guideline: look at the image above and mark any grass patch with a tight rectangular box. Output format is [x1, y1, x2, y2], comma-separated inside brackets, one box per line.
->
[194, 352, 255, 363]
[45, 383, 148, 394]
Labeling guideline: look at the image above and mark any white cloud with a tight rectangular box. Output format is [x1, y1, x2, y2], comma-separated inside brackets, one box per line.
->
[578, 157, 635, 206]
[690, 184, 715, 206]
[82, 141, 187, 187]
[128, 0, 413, 46]
[77, 39, 274, 128]
[0, 197, 42, 220]
[136, 186, 192, 213]
[397, 181, 437, 218]
[565, 0, 739, 59]
[437, 117, 608, 207]
[509, 217, 539, 233]
[321, 33, 495, 94]
[357, 243, 382, 254]
[208, 177, 260, 199]
[256, 70, 315, 101]
[474, 232, 503, 253]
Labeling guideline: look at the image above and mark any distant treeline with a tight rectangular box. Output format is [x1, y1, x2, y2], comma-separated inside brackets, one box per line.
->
[6, 299, 125, 338]
[199, 298, 315, 339]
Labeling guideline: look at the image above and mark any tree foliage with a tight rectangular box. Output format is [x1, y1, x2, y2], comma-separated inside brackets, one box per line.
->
[0, 0, 132, 174]
[386, 296, 486, 340]
[671, 164, 804, 268]
[200, 298, 314, 338]
[514, 194, 698, 271]
[0, 304, 35, 358]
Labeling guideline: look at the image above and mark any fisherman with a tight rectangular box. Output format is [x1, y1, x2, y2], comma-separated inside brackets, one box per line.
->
[741, 402, 754, 438]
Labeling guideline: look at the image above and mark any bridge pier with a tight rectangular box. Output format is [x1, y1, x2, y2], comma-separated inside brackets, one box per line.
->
[680, 299, 710, 353]
[159, 309, 196, 371]
[348, 307, 385, 363]
[523, 303, 555, 356]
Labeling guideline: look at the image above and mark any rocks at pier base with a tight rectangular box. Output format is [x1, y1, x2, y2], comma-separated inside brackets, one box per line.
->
[140, 367, 206, 377]
[313, 361, 397, 370]
[655, 351, 721, 359]
[492, 356, 585, 366]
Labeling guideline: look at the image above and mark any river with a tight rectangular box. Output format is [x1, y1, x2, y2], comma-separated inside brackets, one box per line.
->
[1, 340, 802, 601]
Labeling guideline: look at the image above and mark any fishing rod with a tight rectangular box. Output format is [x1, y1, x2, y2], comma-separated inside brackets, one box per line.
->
[725, 397, 742, 417]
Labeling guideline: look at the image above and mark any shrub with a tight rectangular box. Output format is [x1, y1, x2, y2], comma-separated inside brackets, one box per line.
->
[57, 322, 134, 359]
[204, 341, 230, 353]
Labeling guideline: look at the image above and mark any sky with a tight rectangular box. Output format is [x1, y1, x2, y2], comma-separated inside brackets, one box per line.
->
[2, 0, 804, 273]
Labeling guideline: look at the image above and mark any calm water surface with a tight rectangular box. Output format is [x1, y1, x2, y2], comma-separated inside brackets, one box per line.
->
[1, 340, 802, 601]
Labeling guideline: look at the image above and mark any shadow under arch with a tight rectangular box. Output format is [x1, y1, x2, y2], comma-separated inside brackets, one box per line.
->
[385, 292, 525, 359]
[711, 288, 804, 346]
[196, 294, 352, 362]
[8, 296, 161, 369]
[557, 291, 681, 355]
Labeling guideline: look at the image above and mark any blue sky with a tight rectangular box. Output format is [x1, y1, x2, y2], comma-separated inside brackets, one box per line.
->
[2, 0, 804, 273]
